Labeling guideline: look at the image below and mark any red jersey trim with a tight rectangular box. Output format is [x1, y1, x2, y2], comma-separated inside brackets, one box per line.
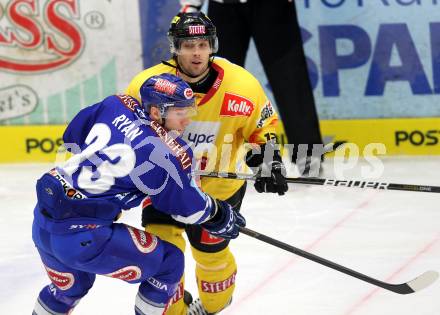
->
[116, 94, 139, 112]
[198, 62, 224, 107]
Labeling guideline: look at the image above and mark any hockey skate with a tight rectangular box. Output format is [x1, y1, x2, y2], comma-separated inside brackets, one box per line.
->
[187, 298, 209, 315]
[185, 290, 232, 315]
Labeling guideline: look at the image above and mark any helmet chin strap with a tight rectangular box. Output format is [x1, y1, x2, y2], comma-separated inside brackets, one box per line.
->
[158, 115, 167, 129]
[160, 118, 181, 137]
[162, 56, 213, 79]
[158, 116, 176, 135]
[150, 107, 167, 129]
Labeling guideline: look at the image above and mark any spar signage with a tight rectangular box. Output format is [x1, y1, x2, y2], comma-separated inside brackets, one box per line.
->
[297, 1, 440, 119]
[0, 0, 84, 73]
[244, 1, 440, 120]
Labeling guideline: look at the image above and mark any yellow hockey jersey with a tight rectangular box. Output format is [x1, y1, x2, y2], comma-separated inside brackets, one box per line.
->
[126, 57, 279, 200]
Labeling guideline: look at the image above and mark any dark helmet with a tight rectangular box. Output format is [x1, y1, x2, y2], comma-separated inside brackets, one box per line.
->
[167, 12, 218, 54]
[140, 73, 196, 118]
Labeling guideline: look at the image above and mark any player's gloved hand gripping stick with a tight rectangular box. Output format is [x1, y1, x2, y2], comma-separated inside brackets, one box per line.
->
[201, 199, 246, 239]
[199, 171, 440, 194]
[143, 197, 245, 240]
[245, 140, 288, 196]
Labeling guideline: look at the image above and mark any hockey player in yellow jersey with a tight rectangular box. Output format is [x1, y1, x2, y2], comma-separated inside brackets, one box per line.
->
[126, 12, 288, 315]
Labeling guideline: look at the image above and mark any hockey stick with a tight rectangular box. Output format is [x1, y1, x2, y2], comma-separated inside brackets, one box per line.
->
[197, 171, 440, 194]
[239, 226, 438, 294]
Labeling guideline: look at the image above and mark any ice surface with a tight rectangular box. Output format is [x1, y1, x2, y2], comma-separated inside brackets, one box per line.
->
[1, 156, 439, 314]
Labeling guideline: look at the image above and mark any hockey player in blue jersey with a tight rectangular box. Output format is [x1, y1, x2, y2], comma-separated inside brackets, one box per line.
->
[31, 73, 246, 315]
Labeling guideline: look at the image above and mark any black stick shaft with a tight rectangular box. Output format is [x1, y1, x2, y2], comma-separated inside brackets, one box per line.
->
[239, 227, 415, 294]
[198, 172, 440, 194]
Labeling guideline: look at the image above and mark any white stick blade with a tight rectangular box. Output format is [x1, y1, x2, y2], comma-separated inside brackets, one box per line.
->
[407, 271, 439, 292]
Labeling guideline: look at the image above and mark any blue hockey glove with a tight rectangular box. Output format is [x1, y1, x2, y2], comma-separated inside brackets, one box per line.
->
[202, 199, 246, 240]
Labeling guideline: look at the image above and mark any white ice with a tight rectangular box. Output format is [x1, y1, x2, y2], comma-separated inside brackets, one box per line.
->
[1, 156, 440, 314]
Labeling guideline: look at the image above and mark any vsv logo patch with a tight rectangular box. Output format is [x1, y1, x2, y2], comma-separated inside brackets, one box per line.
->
[220, 93, 254, 117]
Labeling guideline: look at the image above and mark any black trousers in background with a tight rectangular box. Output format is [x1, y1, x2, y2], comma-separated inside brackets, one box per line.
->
[208, 0, 323, 160]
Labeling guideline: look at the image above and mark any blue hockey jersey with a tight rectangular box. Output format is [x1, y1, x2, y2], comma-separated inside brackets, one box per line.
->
[45, 94, 212, 226]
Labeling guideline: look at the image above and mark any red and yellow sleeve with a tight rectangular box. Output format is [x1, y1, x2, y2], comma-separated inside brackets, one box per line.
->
[241, 85, 279, 145]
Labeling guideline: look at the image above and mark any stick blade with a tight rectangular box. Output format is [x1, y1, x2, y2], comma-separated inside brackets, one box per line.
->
[407, 270, 439, 293]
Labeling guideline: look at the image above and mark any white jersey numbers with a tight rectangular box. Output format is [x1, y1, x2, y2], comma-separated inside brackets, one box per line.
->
[63, 123, 136, 194]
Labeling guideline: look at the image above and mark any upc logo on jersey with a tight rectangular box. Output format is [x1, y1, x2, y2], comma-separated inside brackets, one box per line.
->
[0, 0, 84, 73]
[188, 25, 205, 35]
[104, 266, 141, 282]
[44, 266, 75, 291]
[154, 78, 177, 95]
[182, 121, 220, 148]
[127, 226, 158, 254]
[220, 93, 254, 117]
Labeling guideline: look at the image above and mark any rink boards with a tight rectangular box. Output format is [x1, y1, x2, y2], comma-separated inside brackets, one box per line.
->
[1, 117, 439, 163]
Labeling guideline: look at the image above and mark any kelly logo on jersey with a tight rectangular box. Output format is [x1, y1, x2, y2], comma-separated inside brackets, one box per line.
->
[220, 93, 254, 117]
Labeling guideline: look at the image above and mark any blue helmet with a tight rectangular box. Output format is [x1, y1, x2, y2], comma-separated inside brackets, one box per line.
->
[140, 73, 196, 118]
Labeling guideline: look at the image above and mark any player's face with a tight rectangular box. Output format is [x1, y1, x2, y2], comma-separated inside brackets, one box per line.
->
[176, 39, 211, 80]
[163, 107, 193, 135]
